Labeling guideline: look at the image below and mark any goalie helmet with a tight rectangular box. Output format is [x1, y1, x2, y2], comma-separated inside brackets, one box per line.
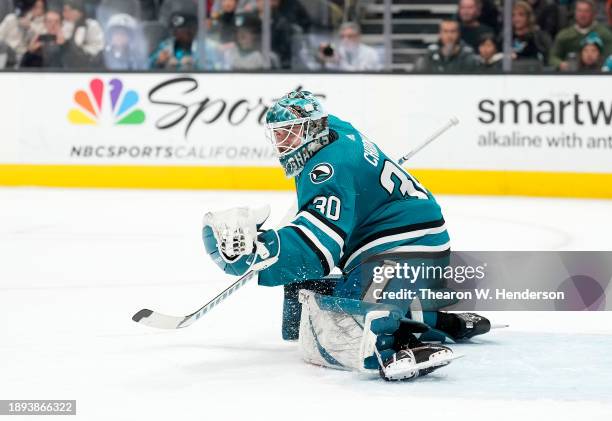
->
[265, 91, 330, 177]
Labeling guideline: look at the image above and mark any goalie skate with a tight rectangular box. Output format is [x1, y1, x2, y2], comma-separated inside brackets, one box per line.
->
[379, 344, 457, 381]
[452, 312, 491, 340]
[434, 312, 492, 341]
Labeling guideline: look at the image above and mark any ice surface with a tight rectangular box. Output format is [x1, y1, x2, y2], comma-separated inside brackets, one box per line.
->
[1, 188, 611, 420]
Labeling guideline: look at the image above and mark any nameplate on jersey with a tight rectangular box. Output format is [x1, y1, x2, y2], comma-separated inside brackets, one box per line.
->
[310, 163, 334, 184]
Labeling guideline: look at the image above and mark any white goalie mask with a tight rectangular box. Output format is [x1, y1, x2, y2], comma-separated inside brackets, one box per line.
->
[264, 91, 329, 177]
[265, 117, 311, 157]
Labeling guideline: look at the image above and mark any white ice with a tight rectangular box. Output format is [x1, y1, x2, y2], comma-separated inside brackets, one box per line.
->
[1, 188, 611, 421]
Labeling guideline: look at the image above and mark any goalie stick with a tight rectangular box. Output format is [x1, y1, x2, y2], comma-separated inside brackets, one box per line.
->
[132, 118, 459, 330]
[398, 117, 459, 165]
[132, 270, 256, 329]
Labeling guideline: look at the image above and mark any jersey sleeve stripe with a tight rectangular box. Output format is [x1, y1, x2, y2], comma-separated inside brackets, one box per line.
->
[289, 223, 335, 273]
[303, 209, 347, 240]
[294, 211, 345, 252]
[287, 225, 332, 275]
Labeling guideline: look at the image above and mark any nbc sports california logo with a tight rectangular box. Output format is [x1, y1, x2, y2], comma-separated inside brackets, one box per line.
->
[67, 78, 145, 126]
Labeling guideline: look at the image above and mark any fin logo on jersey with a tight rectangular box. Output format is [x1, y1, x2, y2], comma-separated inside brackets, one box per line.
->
[310, 163, 334, 184]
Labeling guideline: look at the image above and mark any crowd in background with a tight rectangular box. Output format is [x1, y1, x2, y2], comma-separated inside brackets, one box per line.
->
[0, 0, 611, 72]
[0, 0, 338, 70]
[417, 0, 612, 72]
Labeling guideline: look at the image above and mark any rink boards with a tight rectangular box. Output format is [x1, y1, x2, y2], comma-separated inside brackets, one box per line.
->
[0, 72, 610, 198]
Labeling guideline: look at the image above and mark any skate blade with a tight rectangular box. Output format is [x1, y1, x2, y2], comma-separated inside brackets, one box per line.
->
[491, 324, 509, 330]
[385, 353, 463, 380]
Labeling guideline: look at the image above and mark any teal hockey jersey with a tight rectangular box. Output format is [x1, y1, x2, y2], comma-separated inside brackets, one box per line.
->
[258, 115, 450, 287]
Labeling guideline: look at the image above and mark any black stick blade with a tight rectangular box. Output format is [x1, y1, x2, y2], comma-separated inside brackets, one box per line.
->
[132, 309, 153, 322]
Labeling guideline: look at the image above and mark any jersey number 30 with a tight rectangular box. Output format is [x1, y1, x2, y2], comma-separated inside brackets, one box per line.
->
[380, 160, 428, 199]
[313, 196, 341, 221]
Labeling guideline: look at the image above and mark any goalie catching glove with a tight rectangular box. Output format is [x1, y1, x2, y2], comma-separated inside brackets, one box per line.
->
[202, 205, 280, 276]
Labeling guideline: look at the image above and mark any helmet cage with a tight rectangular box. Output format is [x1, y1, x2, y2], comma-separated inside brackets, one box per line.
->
[265, 117, 312, 157]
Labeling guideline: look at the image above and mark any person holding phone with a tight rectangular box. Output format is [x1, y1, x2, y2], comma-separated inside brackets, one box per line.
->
[61, 0, 104, 67]
[21, 8, 65, 67]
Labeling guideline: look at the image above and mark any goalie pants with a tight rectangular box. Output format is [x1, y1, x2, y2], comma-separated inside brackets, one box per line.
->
[282, 250, 455, 340]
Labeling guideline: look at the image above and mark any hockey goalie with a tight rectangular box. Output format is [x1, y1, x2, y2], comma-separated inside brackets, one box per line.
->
[202, 90, 491, 381]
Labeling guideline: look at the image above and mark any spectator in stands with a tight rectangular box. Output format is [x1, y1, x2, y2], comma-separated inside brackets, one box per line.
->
[150, 11, 198, 70]
[251, 0, 312, 33]
[84, 0, 100, 19]
[607, 0, 612, 26]
[138, 0, 160, 21]
[0, 40, 17, 68]
[458, 0, 495, 50]
[224, 12, 278, 69]
[0, 0, 46, 63]
[577, 31, 604, 71]
[251, 0, 295, 68]
[275, 0, 311, 32]
[416, 19, 479, 72]
[103, 13, 147, 70]
[602, 54, 612, 71]
[21, 8, 66, 67]
[62, 0, 104, 67]
[211, 0, 255, 16]
[317, 22, 382, 71]
[512, 1, 552, 65]
[526, 0, 567, 38]
[479, 0, 500, 33]
[477, 32, 502, 70]
[150, 11, 224, 70]
[549, 0, 612, 70]
[210, 0, 239, 44]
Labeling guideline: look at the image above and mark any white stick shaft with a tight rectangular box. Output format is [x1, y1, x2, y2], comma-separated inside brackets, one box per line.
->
[132, 270, 256, 329]
[398, 117, 459, 165]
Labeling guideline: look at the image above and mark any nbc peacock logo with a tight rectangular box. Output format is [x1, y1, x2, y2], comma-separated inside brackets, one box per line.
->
[67, 78, 145, 125]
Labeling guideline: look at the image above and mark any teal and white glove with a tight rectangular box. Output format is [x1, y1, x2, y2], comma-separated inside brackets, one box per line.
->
[202, 205, 280, 276]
